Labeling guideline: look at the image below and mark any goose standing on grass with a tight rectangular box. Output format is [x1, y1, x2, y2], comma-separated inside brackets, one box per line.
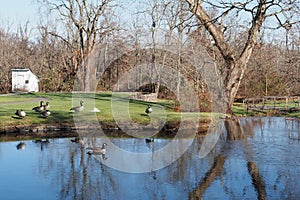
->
[41, 110, 51, 118]
[70, 100, 84, 112]
[86, 143, 107, 155]
[32, 101, 44, 112]
[15, 110, 26, 119]
[43, 102, 50, 110]
[145, 105, 152, 115]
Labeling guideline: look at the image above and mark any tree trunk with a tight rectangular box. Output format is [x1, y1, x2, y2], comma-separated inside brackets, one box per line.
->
[185, 0, 267, 115]
[224, 61, 247, 114]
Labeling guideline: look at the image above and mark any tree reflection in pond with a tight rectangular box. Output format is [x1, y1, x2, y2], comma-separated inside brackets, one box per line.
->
[0, 117, 300, 199]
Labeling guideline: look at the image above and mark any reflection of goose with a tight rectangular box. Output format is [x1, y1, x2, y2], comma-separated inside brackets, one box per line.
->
[70, 100, 84, 112]
[71, 137, 84, 146]
[15, 110, 26, 119]
[42, 139, 50, 144]
[145, 138, 154, 143]
[145, 105, 152, 115]
[86, 143, 107, 155]
[32, 101, 44, 112]
[33, 139, 49, 143]
[33, 139, 49, 151]
[16, 142, 26, 150]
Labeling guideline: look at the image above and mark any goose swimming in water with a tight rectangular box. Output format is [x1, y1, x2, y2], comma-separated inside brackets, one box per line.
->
[145, 105, 152, 115]
[86, 143, 107, 155]
[15, 110, 26, 119]
[32, 101, 44, 112]
[70, 100, 84, 112]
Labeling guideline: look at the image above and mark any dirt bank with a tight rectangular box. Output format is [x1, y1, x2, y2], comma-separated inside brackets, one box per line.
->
[0, 119, 211, 141]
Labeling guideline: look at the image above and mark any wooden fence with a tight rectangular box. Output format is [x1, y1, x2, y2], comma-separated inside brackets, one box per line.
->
[243, 96, 300, 112]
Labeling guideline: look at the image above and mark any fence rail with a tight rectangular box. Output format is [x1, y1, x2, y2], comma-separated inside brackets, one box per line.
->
[242, 96, 300, 112]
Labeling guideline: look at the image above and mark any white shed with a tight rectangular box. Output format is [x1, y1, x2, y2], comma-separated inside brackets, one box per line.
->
[11, 69, 39, 92]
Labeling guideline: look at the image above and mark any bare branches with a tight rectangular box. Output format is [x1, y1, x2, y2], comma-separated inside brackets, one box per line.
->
[185, 0, 235, 64]
[37, 0, 118, 91]
[185, 0, 300, 112]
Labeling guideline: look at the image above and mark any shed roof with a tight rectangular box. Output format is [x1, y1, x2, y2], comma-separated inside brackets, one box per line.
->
[11, 68, 39, 81]
[11, 68, 31, 72]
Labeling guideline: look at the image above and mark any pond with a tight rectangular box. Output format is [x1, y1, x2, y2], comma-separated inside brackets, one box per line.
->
[0, 117, 300, 200]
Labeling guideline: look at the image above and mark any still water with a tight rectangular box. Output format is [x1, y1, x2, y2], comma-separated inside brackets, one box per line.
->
[0, 117, 300, 200]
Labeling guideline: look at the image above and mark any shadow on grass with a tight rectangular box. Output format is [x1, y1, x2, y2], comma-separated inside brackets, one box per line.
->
[39, 111, 74, 124]
[11, 116, 23, 120]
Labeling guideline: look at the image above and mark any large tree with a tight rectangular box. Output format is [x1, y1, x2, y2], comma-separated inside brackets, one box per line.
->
[185, 0, 300, 114]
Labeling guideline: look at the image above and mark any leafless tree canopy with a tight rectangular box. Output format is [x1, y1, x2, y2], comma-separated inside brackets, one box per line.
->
[184, 0, 300, 113]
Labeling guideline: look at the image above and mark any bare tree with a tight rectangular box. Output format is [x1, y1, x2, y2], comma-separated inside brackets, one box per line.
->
[39, 0, 117, 91]
[184, 0, 300, 114]
[0, 22, 37, 93]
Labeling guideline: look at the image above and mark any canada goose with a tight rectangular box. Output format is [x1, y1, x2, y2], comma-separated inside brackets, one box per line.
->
[145, 105, 152, 115]
[70, 100, 84, 112]
[86, 143, 107, 155]
[71, 137, 84, 146]
[16, 142, 26, 150]
[32, 101, 44, 112]
[40, 110, 51, 118]
[15, 110, 26, 119]
[43, 102, 50, 110]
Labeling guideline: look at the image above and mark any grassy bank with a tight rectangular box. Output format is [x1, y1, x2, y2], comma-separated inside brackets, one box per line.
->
[232, 102, 300, 118]
[0, 92, 215, 132]
[1, 92, 298, 136]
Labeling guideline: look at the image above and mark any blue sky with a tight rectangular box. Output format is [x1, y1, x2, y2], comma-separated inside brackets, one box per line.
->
[0, 0, 38, 30]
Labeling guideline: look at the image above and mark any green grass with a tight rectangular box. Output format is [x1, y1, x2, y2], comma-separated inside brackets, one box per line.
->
[233, 102, 300, 118]
[2, 93, 299, 130]
[0, 96, 35, 103]
[0, 92, 216, 129]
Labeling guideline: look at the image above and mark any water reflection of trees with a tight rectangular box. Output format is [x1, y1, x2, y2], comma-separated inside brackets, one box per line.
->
[33, 118, 300, 199]
[190, 117, 267, 200]
[190, 117, 300, 199]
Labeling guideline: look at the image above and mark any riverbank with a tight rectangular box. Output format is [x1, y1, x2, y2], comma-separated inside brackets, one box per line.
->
[1, 92, 299, 140]
[0, 92, 215, 140]
[0, 119, 212, 142]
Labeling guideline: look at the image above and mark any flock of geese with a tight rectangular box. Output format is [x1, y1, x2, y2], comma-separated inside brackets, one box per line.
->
[14, 100, 152, 118]
[14, 100, 85, 119]
[14, 100, 154, 157]
[14, 100, 51, 119]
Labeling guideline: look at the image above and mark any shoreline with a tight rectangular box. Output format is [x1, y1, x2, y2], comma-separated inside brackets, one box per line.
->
[0, 119, 211, 141]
